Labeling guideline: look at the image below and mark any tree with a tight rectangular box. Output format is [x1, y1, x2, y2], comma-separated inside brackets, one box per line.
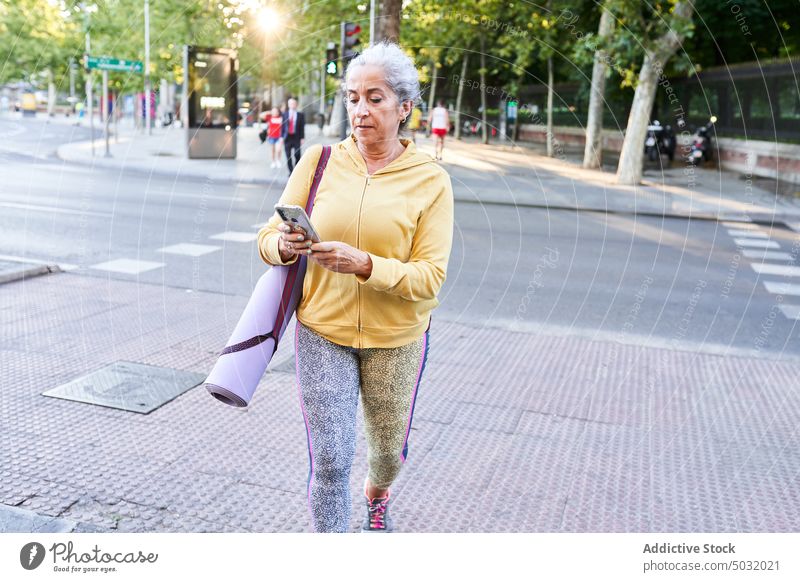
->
[528, 1, 575, 157]
[454, 50, 468, 139]
[582, 5, 615, 168]
[377, 0, 402, 43]
[0, 0, 81, 86]
[614, 0, 695, 185]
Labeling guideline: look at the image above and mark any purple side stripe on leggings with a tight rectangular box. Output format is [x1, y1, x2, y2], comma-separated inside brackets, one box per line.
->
[295, 323, 315, 522]
[400, 331, 429, 463]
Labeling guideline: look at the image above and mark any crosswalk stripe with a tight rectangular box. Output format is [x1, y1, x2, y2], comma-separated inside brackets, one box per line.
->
[785, 222, 800, 233]
[741, 250, 795, 261]
[209, 231, 259, 242]
[727, 229, 767, 238]
[763, 281, 800, 296]
[750, 263, 800, 277]
[157, 243, 221, 257]
[89, 258, 164, 274]
[778, 304, 800, 319]
[734, 238, 780, 249]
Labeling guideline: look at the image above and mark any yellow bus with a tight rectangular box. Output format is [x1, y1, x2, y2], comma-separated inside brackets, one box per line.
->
[21, 92, 37, 116]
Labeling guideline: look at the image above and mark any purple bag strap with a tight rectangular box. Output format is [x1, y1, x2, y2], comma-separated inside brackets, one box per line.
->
[220, 145, 331, 356]
[305, 145, 331, 214]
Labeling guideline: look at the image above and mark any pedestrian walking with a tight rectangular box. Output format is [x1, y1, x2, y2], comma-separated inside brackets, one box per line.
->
[282, 98, 304, 175]
[266, 107, 283, 168]
[257, 41, 454, 533]
[428, 100, 449, 160]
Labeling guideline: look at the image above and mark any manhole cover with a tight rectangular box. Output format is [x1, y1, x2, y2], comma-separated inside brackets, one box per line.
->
[42, 361, 204, 413]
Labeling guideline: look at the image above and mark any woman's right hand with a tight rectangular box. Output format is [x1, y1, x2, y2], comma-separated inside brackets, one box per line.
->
[277, 223, 312, 262]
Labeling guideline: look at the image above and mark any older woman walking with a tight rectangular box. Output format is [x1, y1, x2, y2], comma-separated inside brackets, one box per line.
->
[257, 41, 454, 533]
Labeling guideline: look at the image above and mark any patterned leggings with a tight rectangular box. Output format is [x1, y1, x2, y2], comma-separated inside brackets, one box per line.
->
[294, 320, 430, 533]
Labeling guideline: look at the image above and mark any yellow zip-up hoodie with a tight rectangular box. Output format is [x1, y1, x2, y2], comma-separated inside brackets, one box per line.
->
[257, 133, 454, 349]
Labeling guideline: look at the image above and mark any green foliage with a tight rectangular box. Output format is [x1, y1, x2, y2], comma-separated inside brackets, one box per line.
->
[1, 0, 795, 104]
[684, 0, 800, 67]
[0, 0, 82, 85]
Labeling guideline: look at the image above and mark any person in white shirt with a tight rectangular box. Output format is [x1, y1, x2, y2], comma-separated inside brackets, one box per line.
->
[427, 100, 449, 161]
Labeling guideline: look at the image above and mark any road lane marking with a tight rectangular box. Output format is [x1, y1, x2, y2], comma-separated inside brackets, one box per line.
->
[146, 191, 245, 202]
[0, 202, 112, 218]
[722, 221, 758, 229]
[0, 122, 25, 138]
[733, 238, 780, 249]
[741, 250, 795, 261]
[89, 258, 164, 274]
[157, 243, 221, 257]
[763, 281, 800, 296]
[209, 231, 258, 242]
[726, 229, 767, 238]
[778, 305, 800, 319]
[750, 263, 800, 277]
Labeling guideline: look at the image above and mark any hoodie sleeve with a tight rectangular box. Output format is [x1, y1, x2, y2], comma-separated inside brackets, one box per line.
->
[257, 144, 324, 266]
[355, 171, 454, 301]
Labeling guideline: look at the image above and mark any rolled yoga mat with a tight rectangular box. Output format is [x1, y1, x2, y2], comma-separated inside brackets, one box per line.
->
[203, 256, 307, 407]
[203, 144, 330, 408]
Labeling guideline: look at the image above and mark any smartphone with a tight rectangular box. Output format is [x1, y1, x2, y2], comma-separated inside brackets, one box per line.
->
[273, 204, 322, 243]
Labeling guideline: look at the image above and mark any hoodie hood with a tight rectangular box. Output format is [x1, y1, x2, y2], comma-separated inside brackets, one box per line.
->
[340, 132, 435, 175]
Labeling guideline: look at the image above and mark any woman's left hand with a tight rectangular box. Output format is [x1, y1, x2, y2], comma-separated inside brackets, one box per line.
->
[308, 241, 372, 277]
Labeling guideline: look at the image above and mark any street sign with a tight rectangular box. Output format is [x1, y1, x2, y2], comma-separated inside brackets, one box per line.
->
[85, 56, 143, 73]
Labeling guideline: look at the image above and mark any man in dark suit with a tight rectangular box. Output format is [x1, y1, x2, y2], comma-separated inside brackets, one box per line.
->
[282, 97, 305, 175]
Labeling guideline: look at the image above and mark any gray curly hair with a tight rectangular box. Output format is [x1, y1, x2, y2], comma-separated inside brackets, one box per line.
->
[341, 41, 422, 131]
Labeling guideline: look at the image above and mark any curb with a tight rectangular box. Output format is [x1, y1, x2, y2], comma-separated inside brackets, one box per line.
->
[55, 145, 282, 186]
[455, 197, 800, 227]
[0, 263, 62, 285]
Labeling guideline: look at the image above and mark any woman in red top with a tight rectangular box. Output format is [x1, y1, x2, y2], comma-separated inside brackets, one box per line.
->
[267, 107, 283, 168]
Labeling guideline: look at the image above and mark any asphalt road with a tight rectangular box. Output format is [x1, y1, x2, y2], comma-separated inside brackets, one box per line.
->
[1, 115, 797, 357]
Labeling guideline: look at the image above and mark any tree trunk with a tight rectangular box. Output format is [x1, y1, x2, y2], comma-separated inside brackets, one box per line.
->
[378, 0, 402, 43]
[480, 37, 488, 144]
[427, 56, 438, 129]
[546, 56, 554, 157]
[47, 71, 56, 117]
[513, 73, 524, 143]
[583, 7, 615, 168]
[616, 1, 694, 184]
[455, 51, 468, 140]
[615, 53, 658, 184]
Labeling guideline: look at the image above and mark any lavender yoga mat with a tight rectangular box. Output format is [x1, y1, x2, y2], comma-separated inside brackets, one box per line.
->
[203, 257, 307, 407]
[203, 145, 331, 408]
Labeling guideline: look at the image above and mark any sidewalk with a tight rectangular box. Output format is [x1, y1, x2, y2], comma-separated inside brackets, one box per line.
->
[55, 119, 333, 184]
[2, 269, 799, 532]
[436, 135, 800, 223]
[56, 118, 800, 224]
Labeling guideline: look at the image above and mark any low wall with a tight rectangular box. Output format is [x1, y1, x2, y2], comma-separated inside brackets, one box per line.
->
[518, 124, 800, 184]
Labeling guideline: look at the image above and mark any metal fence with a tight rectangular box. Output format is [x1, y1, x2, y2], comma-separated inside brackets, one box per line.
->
[448, 58, 800, 142]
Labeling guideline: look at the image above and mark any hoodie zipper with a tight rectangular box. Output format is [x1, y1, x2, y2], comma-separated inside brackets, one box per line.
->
[356, 173, 371, 349]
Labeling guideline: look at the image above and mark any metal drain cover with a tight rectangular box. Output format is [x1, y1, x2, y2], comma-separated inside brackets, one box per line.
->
[42, 361, 204, 414]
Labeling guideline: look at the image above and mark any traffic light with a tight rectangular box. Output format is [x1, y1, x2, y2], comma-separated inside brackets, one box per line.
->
[326, 43, 338, 76]
[342, 22, 361, 62]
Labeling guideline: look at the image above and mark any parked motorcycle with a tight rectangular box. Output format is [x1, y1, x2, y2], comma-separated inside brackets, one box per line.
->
[644, 120, 676, 162]
[686, 116, 717, 165]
